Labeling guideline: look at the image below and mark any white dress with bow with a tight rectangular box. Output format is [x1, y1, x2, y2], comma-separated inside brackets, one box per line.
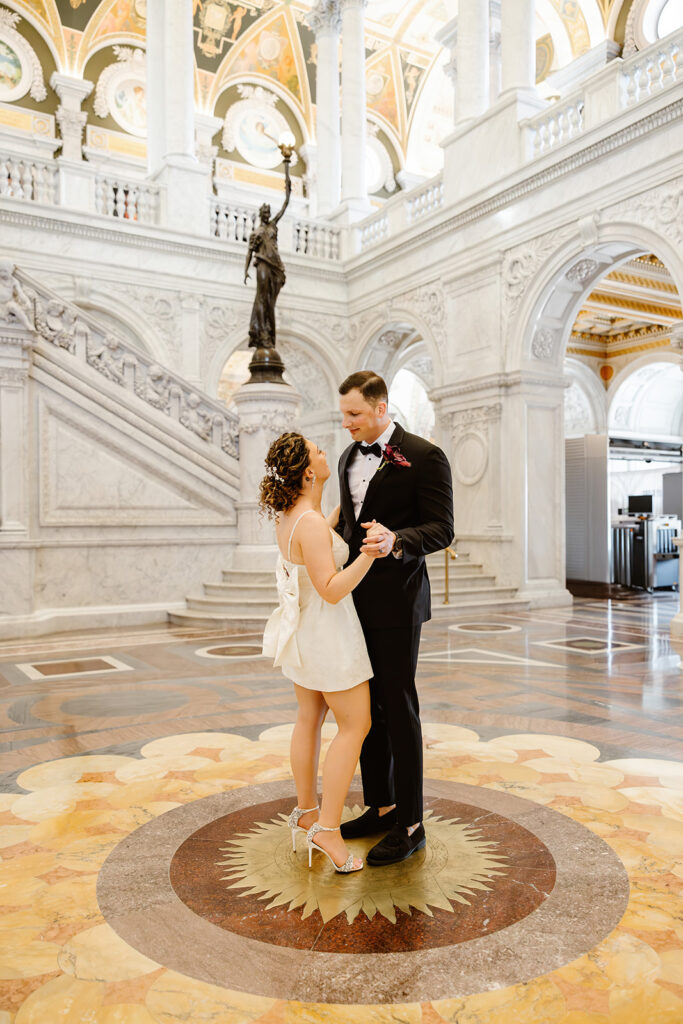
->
[262, 509, 372, 691]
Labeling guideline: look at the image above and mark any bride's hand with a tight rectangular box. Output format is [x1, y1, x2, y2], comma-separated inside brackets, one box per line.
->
[361, 520, 396, 558]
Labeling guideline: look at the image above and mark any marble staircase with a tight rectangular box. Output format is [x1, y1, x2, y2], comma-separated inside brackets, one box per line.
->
[168, 548, 529, 629]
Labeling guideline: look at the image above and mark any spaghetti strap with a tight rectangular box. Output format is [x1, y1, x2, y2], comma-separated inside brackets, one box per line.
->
[287, 508, 316, 561]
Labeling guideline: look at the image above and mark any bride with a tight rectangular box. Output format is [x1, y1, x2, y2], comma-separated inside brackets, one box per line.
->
[260, 431, 379, 873]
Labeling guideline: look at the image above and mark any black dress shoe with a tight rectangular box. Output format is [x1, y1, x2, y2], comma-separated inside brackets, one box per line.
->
[340, 806, 397, 839]
[366, 823, 426, 866]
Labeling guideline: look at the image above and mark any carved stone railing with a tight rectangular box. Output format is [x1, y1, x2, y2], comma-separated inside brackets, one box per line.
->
[292, 217, 341, 260]
[94, 174, 161, 225]
[621, 29, 681, 105]
[210, 199, 257, 242]
[0, 153, 56, 204]
[406, 175, 444, 224]
[210, 199, 342, 261]
[14, 268, 239, 459]
[529, 95, 585, 156]
[524, 25, 683, 159]
[358, 210, 389, 251]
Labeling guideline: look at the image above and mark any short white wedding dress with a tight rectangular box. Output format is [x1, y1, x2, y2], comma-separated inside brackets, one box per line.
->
[262, 509, 372, 691]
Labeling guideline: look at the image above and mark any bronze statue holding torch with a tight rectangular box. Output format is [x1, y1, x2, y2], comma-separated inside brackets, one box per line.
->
[243, 139, 294, 383]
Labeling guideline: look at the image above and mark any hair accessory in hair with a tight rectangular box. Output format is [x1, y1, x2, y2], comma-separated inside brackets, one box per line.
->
[266, 464, 285, 484]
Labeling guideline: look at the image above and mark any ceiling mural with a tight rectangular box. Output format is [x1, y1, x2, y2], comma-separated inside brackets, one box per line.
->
[0, 0, 656, 183]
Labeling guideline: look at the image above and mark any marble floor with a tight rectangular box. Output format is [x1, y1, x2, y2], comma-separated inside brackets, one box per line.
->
[0, 594, 682, 1022]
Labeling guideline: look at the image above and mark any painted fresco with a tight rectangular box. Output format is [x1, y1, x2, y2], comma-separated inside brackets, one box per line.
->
[548, 0, 591, 56]
[193, 0, 260, 72]
[228, 15, 300, 103]
[21, 0, 51, 25]
[96, 0, 146, 39]
[296, 18, 316, 105]
[536, 32, 554, 83]
[55, 0, 101, 32]
[0, 41, 23, 96]
[365, 49, 399, 135]
[399, 53, 425, 116]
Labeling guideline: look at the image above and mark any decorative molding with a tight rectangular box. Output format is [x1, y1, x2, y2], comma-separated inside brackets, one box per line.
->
[605, 175, 683, 248]
[566, 258, 599, 284]
[503, 226, 575, 322]
[306, 0, 342, 35]
[93, 47, 146, 137]
[451, 404, 503, 432]
[0, 366, 28, 384]
[0, 259, 33, 332]
[241, 407, 297, 435]
[0, 7, 47, 101]
[532, 328, 559, 360]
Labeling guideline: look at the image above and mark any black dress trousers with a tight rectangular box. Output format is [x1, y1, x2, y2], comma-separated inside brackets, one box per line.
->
[358, 623, 423, 827]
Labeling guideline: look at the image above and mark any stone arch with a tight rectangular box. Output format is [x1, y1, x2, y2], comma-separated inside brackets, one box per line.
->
[564, 357, 608, 436]
[351, 308, 444, 392]
[205, 328, 342, 411]
[607, 351, 683, 437]
[510, 222, 683, 375]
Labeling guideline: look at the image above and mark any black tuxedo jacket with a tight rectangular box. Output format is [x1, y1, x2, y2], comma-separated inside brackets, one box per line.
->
[337, 423, 454, 628]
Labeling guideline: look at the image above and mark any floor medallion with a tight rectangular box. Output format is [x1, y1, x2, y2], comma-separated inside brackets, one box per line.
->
[98, 779, 629, 1003]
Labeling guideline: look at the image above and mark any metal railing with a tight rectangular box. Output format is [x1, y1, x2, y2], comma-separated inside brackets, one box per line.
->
[443, 545, 459, 605]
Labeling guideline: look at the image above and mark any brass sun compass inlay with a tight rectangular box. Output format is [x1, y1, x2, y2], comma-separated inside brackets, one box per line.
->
[217, 806, 508, 925]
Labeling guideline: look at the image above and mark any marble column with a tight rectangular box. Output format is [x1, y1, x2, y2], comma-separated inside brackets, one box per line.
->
[435, 17, 458, 126]
[146, 0, 207, 233]
[455, 0, 489, 123]
[306, 0, 341, 217]
[0, 313, 34, 616]
[501, 0, 536, 96]
[231, 382, 300, 569]
[340, 0, 370, 217]
[50, 73, 95, 211]
[489, 1, 502, 105]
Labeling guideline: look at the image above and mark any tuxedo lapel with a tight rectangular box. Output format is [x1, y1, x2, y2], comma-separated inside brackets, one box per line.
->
[338, 442, 356, 529]
[356, 423, 406, 523]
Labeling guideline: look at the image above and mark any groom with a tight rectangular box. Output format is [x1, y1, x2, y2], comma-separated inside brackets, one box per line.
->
[336, 370, 454, 865]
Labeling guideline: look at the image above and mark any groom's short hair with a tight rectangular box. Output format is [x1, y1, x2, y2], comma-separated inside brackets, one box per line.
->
[339, 370, 388, 406]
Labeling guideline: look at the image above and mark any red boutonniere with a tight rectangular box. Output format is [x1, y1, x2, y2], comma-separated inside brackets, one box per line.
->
[379, 443, 412, 471]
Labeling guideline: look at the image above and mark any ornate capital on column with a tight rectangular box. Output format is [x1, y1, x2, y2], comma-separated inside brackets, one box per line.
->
[306, 0, 341, 36]
[51, 73, 93, 162]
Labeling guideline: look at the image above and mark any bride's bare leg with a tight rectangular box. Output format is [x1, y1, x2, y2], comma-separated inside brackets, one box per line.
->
[316, 681, 371, 867]
[291, 684, 327, 830]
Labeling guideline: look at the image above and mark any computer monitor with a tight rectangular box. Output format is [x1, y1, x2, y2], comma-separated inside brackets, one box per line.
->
[628, 494, 653, 514]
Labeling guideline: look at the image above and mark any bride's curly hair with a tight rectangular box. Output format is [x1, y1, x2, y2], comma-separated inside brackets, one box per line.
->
[259, 432, 310, 520]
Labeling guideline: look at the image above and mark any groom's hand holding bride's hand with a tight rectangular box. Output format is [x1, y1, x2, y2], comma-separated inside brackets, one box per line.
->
[361, 520, 396, 558]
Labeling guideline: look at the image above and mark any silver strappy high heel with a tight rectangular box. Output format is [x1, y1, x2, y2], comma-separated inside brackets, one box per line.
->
[307, 823, 363, 873]
[287, 804, 319, 850]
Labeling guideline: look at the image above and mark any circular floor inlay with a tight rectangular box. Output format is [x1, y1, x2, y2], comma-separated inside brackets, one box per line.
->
[169, 796, 554, 953]
[448, 623, 521, 634]
[195, 644, 264, 659]
[97, 780, 629, 1004]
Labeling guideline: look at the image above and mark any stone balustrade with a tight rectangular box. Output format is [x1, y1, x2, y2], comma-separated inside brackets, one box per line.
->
[94, 174, 161, 225]
[523, 25, 682, 158]
[0, 25, 681, 261]
[0, 152, 57, 204]
[406, 177, 445, 224]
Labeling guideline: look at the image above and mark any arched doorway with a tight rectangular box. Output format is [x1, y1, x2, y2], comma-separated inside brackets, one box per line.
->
[561, 252, 682, 590]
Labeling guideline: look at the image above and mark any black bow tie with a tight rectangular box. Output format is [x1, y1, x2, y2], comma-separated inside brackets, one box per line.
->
[358, 442, 382, 458]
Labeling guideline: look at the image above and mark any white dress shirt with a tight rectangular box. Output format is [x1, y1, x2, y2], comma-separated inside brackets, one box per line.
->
[347, 421, 395, 520]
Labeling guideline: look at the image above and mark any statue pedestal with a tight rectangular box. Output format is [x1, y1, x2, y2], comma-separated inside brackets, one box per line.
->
[232, 381, 300, 571]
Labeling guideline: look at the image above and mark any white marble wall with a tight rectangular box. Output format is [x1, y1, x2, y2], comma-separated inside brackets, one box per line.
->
[1, 50, 682, 635]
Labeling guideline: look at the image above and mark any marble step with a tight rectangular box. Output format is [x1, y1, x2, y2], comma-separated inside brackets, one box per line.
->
[222, 570, 275, 586]
[204, 582, 277, 601]
[168, 609, 269, 630]
[186, 595, 277, 617]
[431, 595, 530, 617]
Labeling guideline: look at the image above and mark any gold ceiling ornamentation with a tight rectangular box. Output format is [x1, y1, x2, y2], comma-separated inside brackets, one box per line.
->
[217, 806, 508, 925]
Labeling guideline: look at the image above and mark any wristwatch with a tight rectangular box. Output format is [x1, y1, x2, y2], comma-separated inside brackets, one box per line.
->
[391, 533, 404, 559]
